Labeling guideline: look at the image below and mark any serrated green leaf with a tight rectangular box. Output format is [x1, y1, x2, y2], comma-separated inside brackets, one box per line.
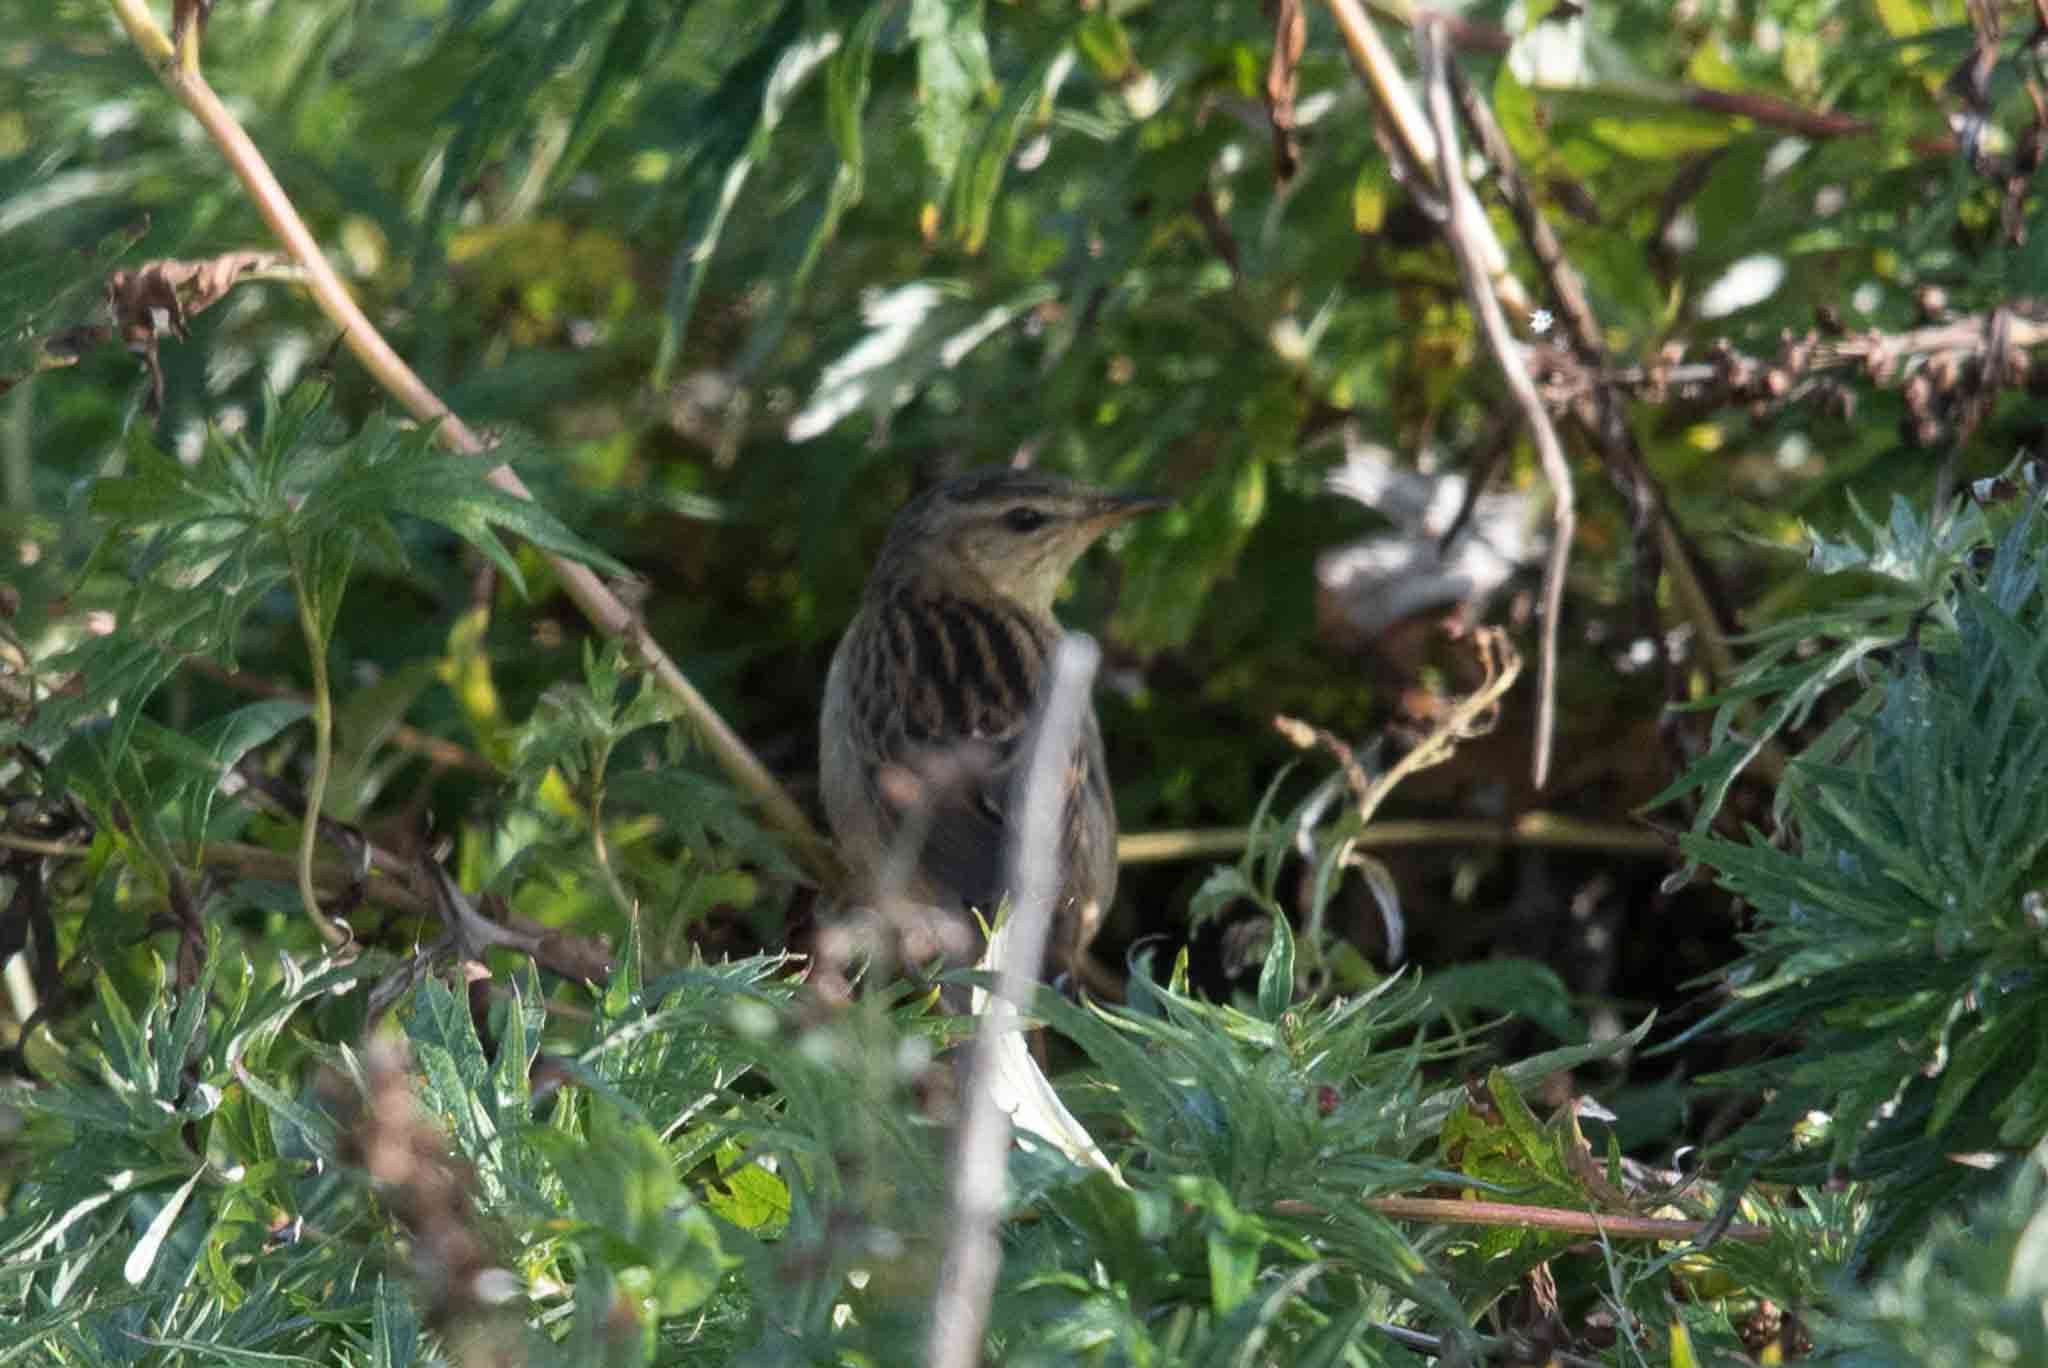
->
[704, 1141, 790, 1234]
[406, 974, 495, 1101]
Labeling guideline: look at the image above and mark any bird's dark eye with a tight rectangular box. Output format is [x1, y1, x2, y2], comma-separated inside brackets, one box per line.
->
[1003, 506, 1049, 533]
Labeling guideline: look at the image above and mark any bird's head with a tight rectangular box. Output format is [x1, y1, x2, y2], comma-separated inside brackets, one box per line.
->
[873, 469, 1169, 612]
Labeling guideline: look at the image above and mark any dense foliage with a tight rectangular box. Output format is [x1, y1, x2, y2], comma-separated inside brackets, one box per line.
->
[5, 0, 2048, 1363]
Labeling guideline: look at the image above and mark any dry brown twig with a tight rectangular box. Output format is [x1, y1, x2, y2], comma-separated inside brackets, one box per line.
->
[1347, 1195, 1768, 1243]
[1552, 313, 2048, 413]
[1434, 53, 1793, 794]
[1325, 0, 1580, 786]
[1264, 0, 1309, 182]
[1325, 0, 1530, 317]
[1272, 630, 1522, 964]
[1276, 626, 1521, 830]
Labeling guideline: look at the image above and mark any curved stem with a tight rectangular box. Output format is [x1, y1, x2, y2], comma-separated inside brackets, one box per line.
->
[289, 566, 349, 948]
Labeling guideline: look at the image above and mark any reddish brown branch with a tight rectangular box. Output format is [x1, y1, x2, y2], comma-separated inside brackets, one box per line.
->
[1358, 1195, 1769, 1243]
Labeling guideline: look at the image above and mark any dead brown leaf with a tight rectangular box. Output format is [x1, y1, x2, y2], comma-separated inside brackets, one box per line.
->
[102, 251, 287, 413]
[1264, 0, 1307, 182]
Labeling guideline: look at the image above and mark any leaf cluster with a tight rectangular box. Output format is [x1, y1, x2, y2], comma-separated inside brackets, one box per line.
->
[1681, 496, 2048, 1269]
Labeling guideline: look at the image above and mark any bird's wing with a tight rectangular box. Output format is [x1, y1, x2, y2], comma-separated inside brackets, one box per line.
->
[869, 588, 1062, 913]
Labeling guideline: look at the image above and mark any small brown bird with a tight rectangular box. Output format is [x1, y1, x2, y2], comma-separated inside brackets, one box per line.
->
[820, 469, 1167, 984]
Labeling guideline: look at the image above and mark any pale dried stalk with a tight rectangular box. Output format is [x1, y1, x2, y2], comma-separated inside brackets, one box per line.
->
[1415, 22, 1573, 788]
[927, 634, 1101, 1368]
[1118, 812, 1669, 864]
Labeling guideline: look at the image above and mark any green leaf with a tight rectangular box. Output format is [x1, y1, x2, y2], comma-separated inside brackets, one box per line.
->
[1187, 864, 1270, 932]
[175, 699, 312, 845]
[704, 1139, 791, 1235]
[232, 1063, 341, 1162]
[1173, 1176, 1262, 1316]
[909, 0, 994, 187]
[406, 973, 496, 1105]
[948, 47, 1071, 254]
[1412, 1014, 1655, 1139]
[1255, 907, 1294, 1023]
[1420, 961, 1582, 1043]
[123, 1166, 204, 1285]
[605, 767, 800, 879]
[529, 1106, 737, 1316]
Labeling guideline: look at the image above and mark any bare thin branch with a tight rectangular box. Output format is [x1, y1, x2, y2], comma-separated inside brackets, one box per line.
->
[1325, 0, 1532, 317]
[1358, 1195, 1769, 1243]
[1415, 24, 1572, 789]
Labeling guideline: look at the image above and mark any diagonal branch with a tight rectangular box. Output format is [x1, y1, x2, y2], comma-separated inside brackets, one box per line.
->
[103, 0, 840, 889]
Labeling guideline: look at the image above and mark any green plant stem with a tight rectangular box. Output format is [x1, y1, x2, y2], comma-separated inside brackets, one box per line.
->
[103, 0, 842, 890]
[588, 780, 636, 918]
[289, 568, 349, 948]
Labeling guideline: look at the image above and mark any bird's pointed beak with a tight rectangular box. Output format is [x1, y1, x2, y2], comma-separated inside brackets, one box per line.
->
[1087, 490, 1172, 526]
